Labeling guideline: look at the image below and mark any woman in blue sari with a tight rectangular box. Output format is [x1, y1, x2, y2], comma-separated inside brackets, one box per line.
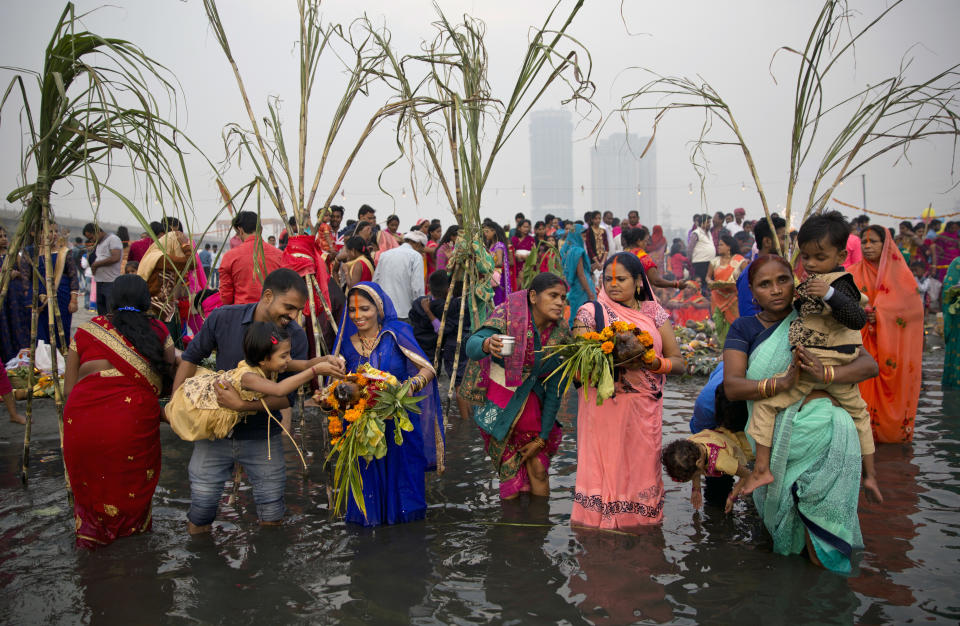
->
[0, 226, 29, 362]
[723, 255, 882, 574]
[333, 282, 444, 527]
[561, 224, 595, 327]
[21, 227, 78, 350]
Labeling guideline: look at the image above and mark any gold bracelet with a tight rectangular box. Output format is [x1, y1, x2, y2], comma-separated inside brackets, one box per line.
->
[770, 377, 777, 397]
[759, 378, 767, 399]
[757, 379, 764, 399]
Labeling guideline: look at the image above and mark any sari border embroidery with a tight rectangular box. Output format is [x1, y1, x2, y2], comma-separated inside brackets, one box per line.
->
[82, 321, 161, 392]
[573, 491, 664, 519]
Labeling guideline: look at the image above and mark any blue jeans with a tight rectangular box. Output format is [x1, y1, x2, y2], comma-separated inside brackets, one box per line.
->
[187, 436, 286, 526]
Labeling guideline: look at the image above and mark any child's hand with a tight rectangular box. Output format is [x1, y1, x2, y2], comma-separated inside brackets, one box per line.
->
[311, 356, 345, 379]
[690, 490, 702, 510]
[862, 475, 884, 504]
[805, 278, 830, 298]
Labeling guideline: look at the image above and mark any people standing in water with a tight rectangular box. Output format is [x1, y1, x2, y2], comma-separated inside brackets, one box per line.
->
[62, 275, 177, 548]
[723, 255, 881, 573]
[943, 254, 960, 389]
[571, 252, 685, 531]
[333, 282, 444, 526]
[741, 212, 874, 497]
[706, 234, 746, 343]
[483, 219, 510, 306]
[461, 273, 570, 500]
[848, 225, 924, 442]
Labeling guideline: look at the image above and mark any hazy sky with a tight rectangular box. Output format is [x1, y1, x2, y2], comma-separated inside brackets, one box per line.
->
[2, 0, 958, 235]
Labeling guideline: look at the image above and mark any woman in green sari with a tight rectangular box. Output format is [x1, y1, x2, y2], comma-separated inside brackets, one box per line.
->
[723, 255, 882, 574]
[461, 273, 570, 499]
[941, 256, 960, 388]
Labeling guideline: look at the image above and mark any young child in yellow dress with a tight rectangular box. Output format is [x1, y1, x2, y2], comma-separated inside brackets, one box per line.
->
[166, 321, 339, 441]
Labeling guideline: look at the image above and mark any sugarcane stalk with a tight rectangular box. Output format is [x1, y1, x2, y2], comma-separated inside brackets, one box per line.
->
[21, 242, 40, 485]
[446, 270, 470, 407]
[39, 199, 67, 494]
[432, 266, 457, 369]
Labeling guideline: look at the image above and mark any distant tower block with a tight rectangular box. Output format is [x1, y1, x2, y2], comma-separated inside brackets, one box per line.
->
[529, 110, 574, 223]
[591, 133, 657, 226]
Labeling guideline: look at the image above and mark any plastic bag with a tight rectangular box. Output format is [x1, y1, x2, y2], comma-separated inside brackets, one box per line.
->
[5, 341, 65, 375]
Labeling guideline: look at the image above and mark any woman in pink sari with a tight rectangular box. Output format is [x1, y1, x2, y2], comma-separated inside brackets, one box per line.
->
[932, 221, 960, 281]
[572, 252, 685, 530]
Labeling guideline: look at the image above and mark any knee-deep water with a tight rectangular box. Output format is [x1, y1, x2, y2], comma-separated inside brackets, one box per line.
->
[1, 352, 958, 624]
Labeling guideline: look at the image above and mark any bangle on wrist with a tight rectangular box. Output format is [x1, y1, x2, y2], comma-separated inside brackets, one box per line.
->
[652, 356, 672, 375]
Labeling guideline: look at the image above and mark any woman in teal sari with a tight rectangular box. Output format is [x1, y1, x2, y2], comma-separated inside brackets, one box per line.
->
[561, 224, 595, 327]
[460, 273, 570, 499]
[723, 255, 882, 574]
[942, 256, 960, 388]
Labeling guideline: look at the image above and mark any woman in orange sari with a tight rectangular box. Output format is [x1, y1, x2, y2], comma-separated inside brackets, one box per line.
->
[848, 225, 924, 443]
[572, 253, 686, 530]
[63, 275, 176, 548]
[706, 234, 746, 342]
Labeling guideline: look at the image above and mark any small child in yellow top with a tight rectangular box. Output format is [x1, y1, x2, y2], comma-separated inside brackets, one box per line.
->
[663, 427, 753, 510]
[166, 321, 343, 441]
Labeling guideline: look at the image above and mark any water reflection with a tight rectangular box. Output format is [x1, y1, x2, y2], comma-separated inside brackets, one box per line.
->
[568, 527, 675, 623]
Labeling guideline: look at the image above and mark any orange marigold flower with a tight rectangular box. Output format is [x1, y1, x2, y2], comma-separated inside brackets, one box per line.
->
[611, 321, 629, 333]
[599, 327, 614, 340]
[328, 416, 343, 435]
[584, 331, 602, 341]
[637, 331, 654, 347]
[642, 349, 658, 364]
[601, 341, 614, 354]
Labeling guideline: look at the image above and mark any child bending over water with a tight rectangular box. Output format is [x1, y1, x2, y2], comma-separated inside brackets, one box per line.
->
[166, 321, 344, 440]
[664, 385, 754, 510]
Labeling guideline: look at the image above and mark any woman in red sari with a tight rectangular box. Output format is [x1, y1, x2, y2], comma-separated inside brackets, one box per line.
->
[63, 275, 175, 548]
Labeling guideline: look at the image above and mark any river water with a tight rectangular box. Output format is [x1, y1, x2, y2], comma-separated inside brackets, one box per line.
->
[1, 353, 958, 624]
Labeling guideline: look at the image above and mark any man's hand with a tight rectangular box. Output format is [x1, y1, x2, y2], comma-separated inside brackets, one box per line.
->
[805, 278, 830, 299]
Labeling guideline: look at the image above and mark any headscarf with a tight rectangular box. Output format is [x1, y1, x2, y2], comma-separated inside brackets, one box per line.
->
[561, 224, 592, 286]
[333, 281, 445, 471]
[650, 225, 667, 251]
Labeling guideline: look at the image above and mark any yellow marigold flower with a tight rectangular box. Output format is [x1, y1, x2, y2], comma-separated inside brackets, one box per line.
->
[642, 349, 658, 364]
[601, 341, 614, 354]
[599, 328, 614, 341]
[611, 321, 630, 333]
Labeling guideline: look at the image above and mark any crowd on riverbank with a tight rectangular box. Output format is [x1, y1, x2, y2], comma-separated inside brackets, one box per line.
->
[1, 202, 956, 575]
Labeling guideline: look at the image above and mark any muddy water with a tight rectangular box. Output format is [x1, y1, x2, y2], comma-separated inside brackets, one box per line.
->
[1, 353, 958, 624]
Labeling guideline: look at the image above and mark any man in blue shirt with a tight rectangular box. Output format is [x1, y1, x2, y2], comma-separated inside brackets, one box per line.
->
[198, 243, 213, 278]
[175, 268, 344, 534]
[736, 215, 787, 317]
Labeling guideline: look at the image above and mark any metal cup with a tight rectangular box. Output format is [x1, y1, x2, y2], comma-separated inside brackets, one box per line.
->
[499, 335, 516, 356]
